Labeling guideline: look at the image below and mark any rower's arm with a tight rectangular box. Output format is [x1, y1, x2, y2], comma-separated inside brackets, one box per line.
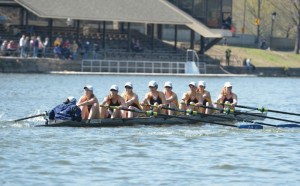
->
[159, 92, 167, 106]
[100, 97, 108, 106]
[232, 94, 238, 106]
[118, 96, 127, 109]
[126, 94, 138, 106]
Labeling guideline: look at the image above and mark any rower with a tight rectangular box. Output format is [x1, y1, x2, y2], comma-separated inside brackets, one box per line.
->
[77, 85, 100, 120]
[197, 80, 213, 114]
[141, 80, 167, 114]
[121, 82, 142, 118]
[180, 81, 203, 114]
[163, 81, 179, 115]
[216, 82, 238, 110]
[100, 85, 127, 119]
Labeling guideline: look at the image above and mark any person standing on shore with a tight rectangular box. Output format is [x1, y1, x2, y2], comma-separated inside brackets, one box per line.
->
[225, 48, 231, 66]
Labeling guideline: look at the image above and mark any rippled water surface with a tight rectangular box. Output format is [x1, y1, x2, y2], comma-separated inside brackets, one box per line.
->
[1, 74, 300, 185]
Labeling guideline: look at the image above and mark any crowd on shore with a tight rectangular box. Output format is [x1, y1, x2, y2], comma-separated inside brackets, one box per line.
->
[49, 81, 237, 122]
[0, 34, 96, 60]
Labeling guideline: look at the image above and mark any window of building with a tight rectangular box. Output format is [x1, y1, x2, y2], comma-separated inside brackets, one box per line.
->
[207, 0, 221, 28]
[194, 0, 207, 23]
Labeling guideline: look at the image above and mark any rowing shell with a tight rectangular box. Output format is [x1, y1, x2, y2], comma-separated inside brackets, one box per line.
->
[39, 110, 266, 127]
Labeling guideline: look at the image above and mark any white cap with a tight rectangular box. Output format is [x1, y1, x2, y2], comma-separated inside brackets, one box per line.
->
[164, 81, 172, 88]
[224, 82, 233, 87]
[125, 82, 133, 88]
[67, 96, 76, 102]
[110, 84, 119, 91]
[198, 81, 206, 87]
[148, 80, 158, 88]
[189, 81, 196, 87]
[84, 85, 93, 91]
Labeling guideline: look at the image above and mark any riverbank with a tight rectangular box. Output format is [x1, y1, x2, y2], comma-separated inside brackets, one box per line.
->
[0, 56, 300, 77]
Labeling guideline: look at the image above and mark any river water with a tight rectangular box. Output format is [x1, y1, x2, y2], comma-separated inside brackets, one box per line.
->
[1, 73, 300, 185]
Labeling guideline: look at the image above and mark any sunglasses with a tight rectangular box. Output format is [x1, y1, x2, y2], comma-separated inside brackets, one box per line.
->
[165, 86, 172, 89]
[110, 89, 118, 92]
[125, 86, 132, 89]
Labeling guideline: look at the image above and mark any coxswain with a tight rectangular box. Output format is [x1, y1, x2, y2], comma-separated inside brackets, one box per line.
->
[121, 82, 142, 118]
[141, 80, 167, 114]
[49, 96, 82, 122]
[77, 85, 100, 120]
[180, 81, 203, 113]
[100, 85, 126, 118]
[163, 81, 179, 115]
[216, 82, 237, 110]
[197, 80, 213, 114]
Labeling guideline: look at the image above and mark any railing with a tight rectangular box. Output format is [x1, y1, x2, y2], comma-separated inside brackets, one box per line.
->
[81, 60, 186, 74]
[186, 49, 206, 74]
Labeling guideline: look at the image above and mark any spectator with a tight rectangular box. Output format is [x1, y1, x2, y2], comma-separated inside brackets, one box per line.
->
[53, 37, 61, 47]
[135, 40, 143, 52]
[0, 40, 8, 56]
[260, 38, 267, 49]
[83, 41, 90, 59]
[71, 40, 78, 60]
[53, 44, 62, 59]
[244, 58, 255, 73]
[29, 36, 34, 57]
[19, 35, 25, 57]
[7, 40, 17, 56]
[225, 48, 231, 66]
[23, 36, 29, 57]
[0, 36, 3, 46]
[33, 36, 39, 58]
[43, 37, 49, 57]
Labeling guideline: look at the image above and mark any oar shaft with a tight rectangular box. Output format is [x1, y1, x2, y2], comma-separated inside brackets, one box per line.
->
[233, 104, 300, 117]
[14, 113, 45, 122]
[235, 111, 300, 124]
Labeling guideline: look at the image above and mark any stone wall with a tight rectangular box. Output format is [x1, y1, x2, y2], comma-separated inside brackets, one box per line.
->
[0, 57, 81, 73]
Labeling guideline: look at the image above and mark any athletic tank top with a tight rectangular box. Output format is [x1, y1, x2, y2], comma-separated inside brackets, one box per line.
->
[223, 96, 233, 104]
[149, 94, 162, 105]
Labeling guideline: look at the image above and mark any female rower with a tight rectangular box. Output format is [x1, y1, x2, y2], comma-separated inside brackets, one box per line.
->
[216, 82, 238, 110]
[180, 82, 203, 113]
[141, 80, 167, 114]
[163, 81, 179, 115]
[77, 85, 100, 120]
[100, 85, 127, 119]
[121, 82, 142, 118]
[197, 81, 213, 114]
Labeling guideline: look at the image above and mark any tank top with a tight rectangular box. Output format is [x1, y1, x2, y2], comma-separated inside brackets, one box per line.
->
[223, 96, 233, 104]
[108, 98, 121, 112]
[186, 94, 198, 106]
[149, 94, 162, 105]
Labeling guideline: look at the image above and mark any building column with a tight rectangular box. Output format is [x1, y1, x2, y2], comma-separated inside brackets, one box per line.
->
[199, 35, 205, 54]
[190, 29, 195, 49]
[151, 24, 154, 51]
[127, 22, 131, 52]
[76, 20, 80, 41]
[48, 19, 53, 46]
[102, 21, 106, 49]
[174, 25, 178, 51]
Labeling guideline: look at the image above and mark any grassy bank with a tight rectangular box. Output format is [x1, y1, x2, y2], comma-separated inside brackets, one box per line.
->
[207, 45, 300, 68]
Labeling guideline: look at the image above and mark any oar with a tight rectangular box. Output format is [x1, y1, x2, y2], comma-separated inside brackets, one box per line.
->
[201, 105, 300, 127]
[218, 103, 300, 117]
[151, 107, 263, 129]
[14, 113, 46, 122]
[239, 118, 300, 128]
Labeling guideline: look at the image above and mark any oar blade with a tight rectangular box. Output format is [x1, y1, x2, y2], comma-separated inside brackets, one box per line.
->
[276, 124, 300, 128]
[238, 124, 263, 129]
